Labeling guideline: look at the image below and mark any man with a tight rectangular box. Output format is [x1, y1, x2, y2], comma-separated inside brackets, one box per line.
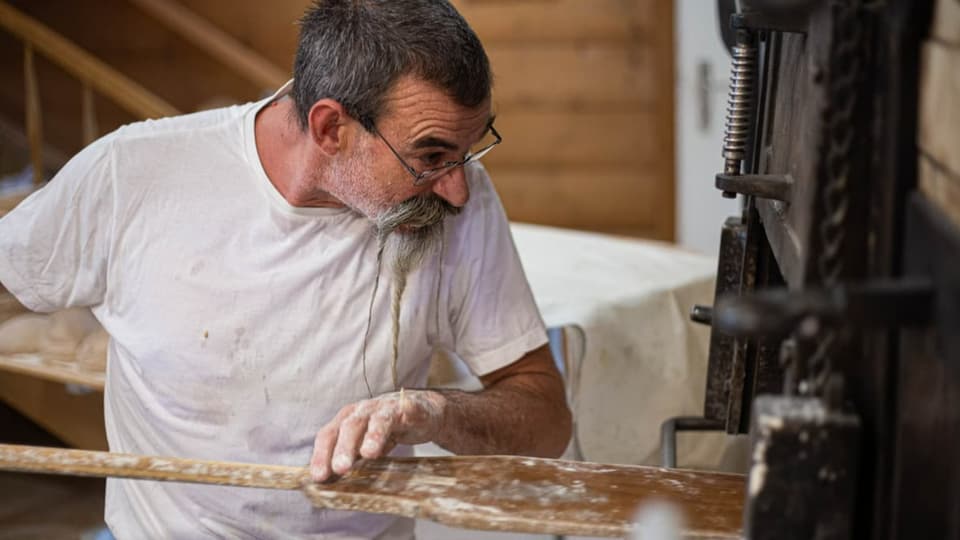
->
[0, 0, 571, 538]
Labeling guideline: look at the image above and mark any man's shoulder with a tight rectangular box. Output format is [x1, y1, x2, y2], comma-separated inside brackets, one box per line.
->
[110, 102, 255, 146]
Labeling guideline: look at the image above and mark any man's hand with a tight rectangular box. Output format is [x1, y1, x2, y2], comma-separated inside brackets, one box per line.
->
[309, 389, 445, 482]
[309, 345, 571, 483]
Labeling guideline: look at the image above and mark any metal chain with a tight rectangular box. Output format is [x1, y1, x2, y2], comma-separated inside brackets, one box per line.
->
[803, 0, 865, 397]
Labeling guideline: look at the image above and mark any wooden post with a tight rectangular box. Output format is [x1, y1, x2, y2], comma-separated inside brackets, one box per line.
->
[23, 43, 43, 186]
[81, 82, 98, 146]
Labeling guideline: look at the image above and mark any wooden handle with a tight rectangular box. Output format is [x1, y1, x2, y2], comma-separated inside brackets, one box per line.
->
[0, 443, 307, 490]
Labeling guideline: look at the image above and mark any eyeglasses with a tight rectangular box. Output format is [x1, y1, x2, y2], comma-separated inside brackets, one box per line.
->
[369, 123, 502, 186]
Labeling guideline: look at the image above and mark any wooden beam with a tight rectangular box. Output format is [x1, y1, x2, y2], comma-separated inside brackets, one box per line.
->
[126, 0, 288, 91]
[0, 0, 179, 119]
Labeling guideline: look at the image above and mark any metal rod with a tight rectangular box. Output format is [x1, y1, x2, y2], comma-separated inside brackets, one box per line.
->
[660, 417, 725, 468]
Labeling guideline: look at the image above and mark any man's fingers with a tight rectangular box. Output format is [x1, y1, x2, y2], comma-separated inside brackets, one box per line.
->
[310, 393, 434, 483]
[310, 404, 357, 482]
[331, 409, 371, 475]
[310, 424, 338, 482]
[360, 407, 397, 459]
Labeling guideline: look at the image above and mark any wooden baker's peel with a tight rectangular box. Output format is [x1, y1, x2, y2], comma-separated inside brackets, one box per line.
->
[0, 443, 745, 538]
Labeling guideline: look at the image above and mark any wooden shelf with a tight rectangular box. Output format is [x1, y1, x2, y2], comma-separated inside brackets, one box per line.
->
[0, 287, 104, 391]
[0, 353, 103, 391]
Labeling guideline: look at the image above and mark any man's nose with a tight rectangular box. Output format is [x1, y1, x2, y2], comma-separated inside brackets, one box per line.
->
[430, 166, 470, 207]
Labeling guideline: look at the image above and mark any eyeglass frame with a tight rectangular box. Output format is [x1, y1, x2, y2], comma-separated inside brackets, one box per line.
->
[365, 120, 502, 186]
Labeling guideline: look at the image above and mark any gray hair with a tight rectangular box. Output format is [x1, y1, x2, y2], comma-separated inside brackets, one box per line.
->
[292, 0, 492, 132]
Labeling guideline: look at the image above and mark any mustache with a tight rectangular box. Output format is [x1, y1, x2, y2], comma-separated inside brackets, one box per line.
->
[375, 194, 461, 235]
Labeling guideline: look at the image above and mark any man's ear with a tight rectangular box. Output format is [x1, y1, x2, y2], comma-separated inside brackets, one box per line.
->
[307, 99, 349, 156]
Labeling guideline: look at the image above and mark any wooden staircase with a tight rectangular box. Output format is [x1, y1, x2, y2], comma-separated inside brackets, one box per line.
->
[0, 0, 293, 182]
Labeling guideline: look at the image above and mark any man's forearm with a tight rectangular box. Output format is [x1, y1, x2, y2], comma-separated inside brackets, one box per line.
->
[431, 369, 572, 458]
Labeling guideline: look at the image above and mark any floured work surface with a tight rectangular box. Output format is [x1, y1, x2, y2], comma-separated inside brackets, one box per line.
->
[306, 456, 745, 538]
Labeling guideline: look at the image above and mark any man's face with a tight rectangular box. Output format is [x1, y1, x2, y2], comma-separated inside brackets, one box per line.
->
[325, 77, 494, 393]
[324, 75, 494, 229]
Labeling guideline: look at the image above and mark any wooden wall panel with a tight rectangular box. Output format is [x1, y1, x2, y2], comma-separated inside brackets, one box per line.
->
[487, 45, 658, 107]
[455, 0, 655, 44]
[492, 168, 661, 233]
[487, 110, 660, 167]
[181, 0, 661, 60]
[454, 0, 674, 239]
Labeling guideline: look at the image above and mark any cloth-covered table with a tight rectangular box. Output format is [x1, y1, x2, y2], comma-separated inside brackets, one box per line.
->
[509, 223, 744, 470]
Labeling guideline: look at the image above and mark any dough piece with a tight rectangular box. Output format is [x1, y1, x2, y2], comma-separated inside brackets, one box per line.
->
[40, 308, 101, 356]
[0, 308, 103, 358]
[0, 313, 52, 354]
[76, 327, 109, 371]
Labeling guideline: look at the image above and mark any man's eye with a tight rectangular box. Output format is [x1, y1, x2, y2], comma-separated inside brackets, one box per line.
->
[420, 153, 446, 166]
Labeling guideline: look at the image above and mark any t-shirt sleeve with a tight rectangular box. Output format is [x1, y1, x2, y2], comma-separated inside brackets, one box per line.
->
[0, 136, 115, 312]
[445, 165, 548, 376]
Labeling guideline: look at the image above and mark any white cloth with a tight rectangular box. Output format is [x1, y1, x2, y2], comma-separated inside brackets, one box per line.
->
[0, 96, 547, 539]
[508, 225, 738, 469]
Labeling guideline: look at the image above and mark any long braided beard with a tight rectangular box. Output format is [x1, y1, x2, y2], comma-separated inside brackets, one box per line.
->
[360, 194, 460, 396]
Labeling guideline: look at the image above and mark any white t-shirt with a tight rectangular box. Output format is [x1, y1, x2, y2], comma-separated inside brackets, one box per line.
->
[0, 96, 547, 539]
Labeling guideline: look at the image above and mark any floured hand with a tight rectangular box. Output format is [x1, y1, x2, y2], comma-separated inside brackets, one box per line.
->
[309, 389, 446, 482]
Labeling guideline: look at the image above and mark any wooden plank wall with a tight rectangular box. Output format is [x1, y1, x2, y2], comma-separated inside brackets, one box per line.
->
[451, 0, 675, 240]
[918, 0, 960, 227]
[0, 0, 675, 240]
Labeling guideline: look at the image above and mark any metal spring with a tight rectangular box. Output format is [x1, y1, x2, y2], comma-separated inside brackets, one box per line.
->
[722, 37, 757, 175]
